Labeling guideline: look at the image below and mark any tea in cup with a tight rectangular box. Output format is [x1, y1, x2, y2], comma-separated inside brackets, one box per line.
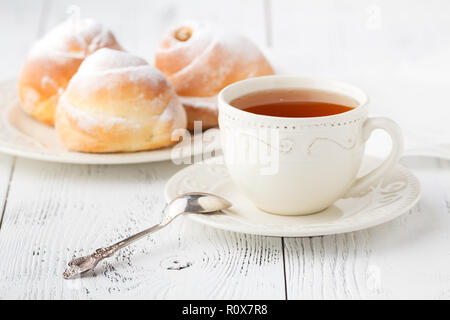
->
[218, 75, 403, 215]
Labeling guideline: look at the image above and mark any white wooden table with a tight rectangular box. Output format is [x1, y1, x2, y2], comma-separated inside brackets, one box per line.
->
[1, 0, 450, 299]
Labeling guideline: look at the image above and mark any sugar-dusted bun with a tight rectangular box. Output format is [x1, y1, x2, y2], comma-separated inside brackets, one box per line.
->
[155, 21, 275, 130]
[55, 49, 187, 153]
[155, 21, 275, 97]
[18, 18, 122, 126]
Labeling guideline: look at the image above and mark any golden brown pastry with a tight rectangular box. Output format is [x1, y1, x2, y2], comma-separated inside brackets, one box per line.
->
[155, 21, 275, 130]
[55, 48, 187, 153]
[18, 18, 122, 126]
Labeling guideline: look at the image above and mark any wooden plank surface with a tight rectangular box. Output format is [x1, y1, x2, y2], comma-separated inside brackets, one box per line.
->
[1, 0, 450, 300]
[0, 0, 286, 299]
[0, 159, 284, 299]
[269, 0, 450, 299]
[0, 155, 14, 228]
[0, 0, 46, 227]
[284, 157, 450, 299]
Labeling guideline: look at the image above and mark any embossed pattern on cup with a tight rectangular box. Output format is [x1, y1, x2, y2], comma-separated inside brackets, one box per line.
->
[218, 76, 403, 215]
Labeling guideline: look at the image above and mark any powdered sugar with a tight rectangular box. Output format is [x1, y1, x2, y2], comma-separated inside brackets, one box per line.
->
[58, 49, 184, 134]
[77, 48, 147, 72]
[68, 49, 169, 95]
[29, 17, 120, 61]
[162, 21, 214, 53]
[58, 95, 142, 133]
[158, 94, 186, 128]
[157, 21, 263, 78]
[179, 95, 218, 112]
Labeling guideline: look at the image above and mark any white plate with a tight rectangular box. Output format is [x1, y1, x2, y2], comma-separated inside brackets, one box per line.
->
[0, 80, 220, 164]
[165, 156, 421, 237]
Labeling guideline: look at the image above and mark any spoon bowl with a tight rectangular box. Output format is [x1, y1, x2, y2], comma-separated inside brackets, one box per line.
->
[166, 192, 232, 220]
[63, 192, 232, 279]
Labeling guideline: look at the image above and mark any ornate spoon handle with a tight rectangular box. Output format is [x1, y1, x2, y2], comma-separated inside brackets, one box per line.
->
[63, 192, 232, 280]
[63, 223, 164, 279]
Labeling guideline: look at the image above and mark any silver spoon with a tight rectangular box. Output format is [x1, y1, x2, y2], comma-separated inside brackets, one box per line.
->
[63, 192, 232, 279]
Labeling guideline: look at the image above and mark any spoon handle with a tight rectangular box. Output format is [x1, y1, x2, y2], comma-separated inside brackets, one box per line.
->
[63, 222, 166, 279]
[113, 223, 164, 251]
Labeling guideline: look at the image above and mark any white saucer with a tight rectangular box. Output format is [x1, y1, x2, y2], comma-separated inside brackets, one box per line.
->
[165, 156, 421, 237]
[0, 80, 220, 164]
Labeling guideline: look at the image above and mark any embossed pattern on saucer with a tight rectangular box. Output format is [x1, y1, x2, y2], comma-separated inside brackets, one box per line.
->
[165, 156, 421, 237]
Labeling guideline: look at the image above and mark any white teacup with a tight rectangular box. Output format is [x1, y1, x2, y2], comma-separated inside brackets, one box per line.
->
[218, 75, 403, 215]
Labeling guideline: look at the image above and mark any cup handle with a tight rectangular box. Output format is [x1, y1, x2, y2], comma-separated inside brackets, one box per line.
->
[345, 117, 404, 197]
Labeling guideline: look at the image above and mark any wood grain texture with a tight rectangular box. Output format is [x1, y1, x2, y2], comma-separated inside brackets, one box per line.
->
[0, 155, 15, 227]
[0, 0, 44, 226]
[283, 232, 370, 299]
[0, 0, 286, 300]
[0, 159, 284, 299]
[268, 2, 450, 299]
[365, 157, 450, 299]
[2, 0, 450, 300]
[284, 157, 450, 299]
